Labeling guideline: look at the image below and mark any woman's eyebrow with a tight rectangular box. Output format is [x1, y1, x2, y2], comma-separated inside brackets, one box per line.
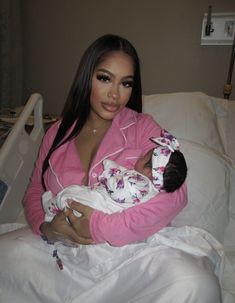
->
[96, 68, 134, 79]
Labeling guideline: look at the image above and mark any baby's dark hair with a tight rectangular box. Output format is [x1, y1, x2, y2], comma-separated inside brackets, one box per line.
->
[163, 150, 187, 192]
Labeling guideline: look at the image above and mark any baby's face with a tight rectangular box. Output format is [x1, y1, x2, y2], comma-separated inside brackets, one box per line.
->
[134, 149, 153, 180]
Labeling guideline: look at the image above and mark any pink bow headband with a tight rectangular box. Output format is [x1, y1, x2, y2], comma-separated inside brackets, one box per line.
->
[150, 130, 180, 192]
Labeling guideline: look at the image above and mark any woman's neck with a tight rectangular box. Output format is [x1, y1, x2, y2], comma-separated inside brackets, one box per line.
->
[84, 116, 112, 135]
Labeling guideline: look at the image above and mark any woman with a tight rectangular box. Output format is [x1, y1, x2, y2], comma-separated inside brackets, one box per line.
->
[0, 34, 221, 302]
[24, 34, 187, 246]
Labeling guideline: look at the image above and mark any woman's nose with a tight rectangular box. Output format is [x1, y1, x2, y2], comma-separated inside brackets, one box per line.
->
[108, 86, 120, 100]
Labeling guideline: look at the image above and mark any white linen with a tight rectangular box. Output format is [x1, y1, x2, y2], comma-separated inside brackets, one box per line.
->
[143, 92, 235, 245]
[171, 139, 231, 242]
[143, 92, 227, 154]
[0, 222, 26, 235]
[0, 225, 224, 303]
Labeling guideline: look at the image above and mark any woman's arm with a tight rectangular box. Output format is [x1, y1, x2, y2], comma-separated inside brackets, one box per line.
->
[68, 182, 187, 246]
[90, 182, 187, 246]
[23, 122, 92, 243]
[23, 125, 57, 234]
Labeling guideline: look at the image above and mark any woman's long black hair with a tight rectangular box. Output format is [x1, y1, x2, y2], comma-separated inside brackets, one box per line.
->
[41, 34, 143, 189]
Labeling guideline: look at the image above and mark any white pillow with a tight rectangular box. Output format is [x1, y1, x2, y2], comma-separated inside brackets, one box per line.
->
[143, 92, 227, 154]
[171, 139, 230, 242]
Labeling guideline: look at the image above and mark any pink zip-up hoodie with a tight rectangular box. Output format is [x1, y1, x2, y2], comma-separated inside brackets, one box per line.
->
[24, 107, 187, 246]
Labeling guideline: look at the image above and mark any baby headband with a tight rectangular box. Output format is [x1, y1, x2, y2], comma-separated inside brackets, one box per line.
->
[150, 129, 180, 192]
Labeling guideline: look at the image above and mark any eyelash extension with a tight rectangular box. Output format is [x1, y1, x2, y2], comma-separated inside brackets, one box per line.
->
[96, 74, 133, 88]
[96, 74, 110, 82]
[122, 80, 133, 88]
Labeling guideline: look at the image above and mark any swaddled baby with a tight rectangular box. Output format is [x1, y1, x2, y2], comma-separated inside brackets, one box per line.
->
[42, 129, 187, 221]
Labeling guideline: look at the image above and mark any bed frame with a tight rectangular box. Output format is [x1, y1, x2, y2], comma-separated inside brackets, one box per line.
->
[0, 93, 44, 223]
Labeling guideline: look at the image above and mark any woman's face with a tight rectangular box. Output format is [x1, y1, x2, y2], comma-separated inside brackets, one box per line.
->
[90, 51, 134, 122]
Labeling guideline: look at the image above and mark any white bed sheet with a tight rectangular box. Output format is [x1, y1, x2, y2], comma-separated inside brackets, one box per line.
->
[0, 225, 227, 303]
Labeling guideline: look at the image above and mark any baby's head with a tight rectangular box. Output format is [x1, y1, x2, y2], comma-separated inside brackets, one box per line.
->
[134, 130, 187, 193]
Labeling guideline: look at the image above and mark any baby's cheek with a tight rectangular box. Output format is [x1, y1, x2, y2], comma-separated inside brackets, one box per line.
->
[143, 167, 153, 179]
[133, 158, 143, 172]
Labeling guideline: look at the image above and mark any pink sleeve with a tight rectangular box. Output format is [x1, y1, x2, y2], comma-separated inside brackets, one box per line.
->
[23, 123, 59, 234]
[90, 182, 187, 246]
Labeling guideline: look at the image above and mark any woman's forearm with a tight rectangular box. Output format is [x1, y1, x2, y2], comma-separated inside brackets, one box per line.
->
[24, 183, 45, 235]
[23, 122, 59, 234]
[90, 182, 187, 246]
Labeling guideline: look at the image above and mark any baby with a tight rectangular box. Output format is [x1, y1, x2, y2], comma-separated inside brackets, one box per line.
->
[42, 130, 187, 221]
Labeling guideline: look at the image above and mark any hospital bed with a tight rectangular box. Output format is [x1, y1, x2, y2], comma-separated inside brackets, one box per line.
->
[0, 92, 234, 302]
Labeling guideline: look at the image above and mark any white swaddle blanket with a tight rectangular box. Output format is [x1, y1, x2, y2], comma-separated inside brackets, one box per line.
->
[42, 159, 157, 222]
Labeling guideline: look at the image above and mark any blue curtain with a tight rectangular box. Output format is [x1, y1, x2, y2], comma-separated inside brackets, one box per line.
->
[0, 0, 23, 111]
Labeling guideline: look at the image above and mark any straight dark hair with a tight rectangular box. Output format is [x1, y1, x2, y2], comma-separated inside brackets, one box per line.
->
[41, 34, 142, 188]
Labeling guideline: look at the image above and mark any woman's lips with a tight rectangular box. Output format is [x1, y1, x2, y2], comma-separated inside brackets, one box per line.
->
[102, 103, 119, 113]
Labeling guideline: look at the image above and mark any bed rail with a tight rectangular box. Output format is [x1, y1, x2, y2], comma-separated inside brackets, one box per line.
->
[0, 93, 44, 223]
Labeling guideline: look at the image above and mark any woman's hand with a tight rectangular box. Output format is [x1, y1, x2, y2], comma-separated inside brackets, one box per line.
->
[40, 210, 93, 245]
[64, 201, 94, 240]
